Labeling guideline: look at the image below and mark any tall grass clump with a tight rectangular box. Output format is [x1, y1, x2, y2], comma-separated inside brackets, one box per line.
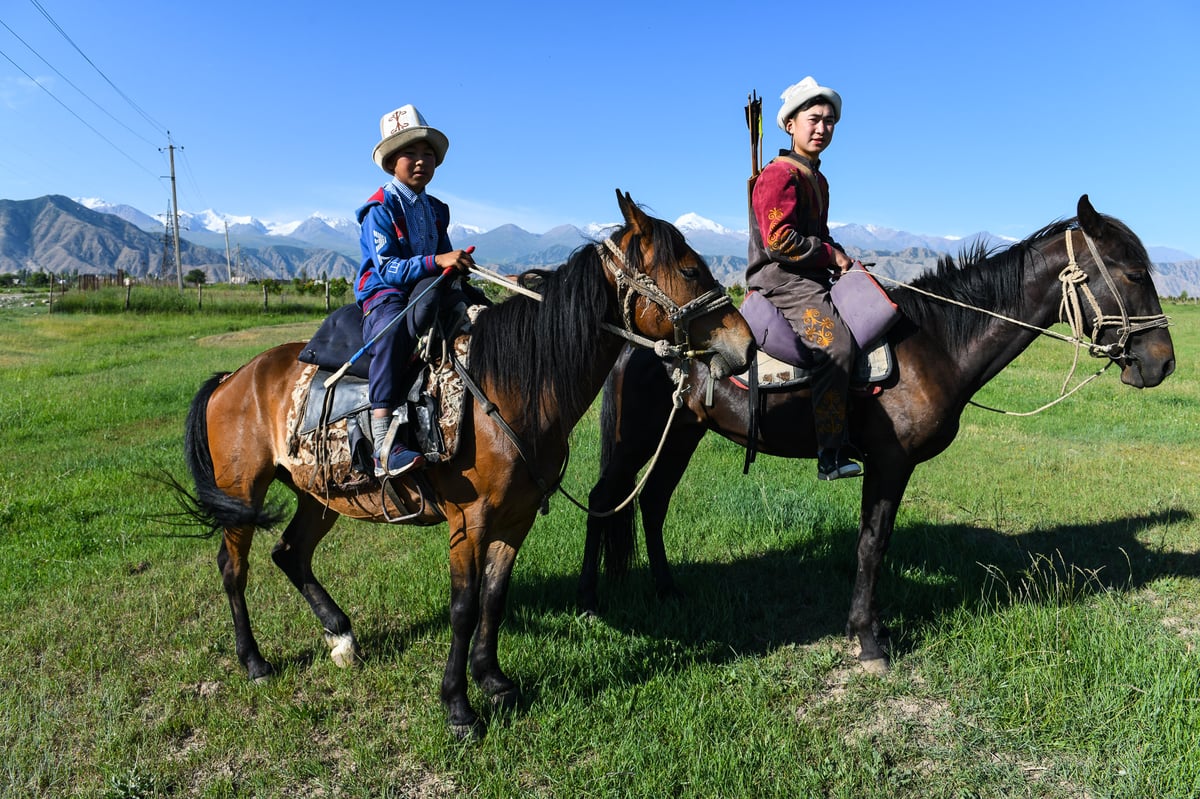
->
[921, 551, 1200, 797]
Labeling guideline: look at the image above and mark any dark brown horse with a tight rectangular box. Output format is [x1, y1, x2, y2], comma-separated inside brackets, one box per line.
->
[579, 195, 1175, 671]
[178, 191, 754, 738]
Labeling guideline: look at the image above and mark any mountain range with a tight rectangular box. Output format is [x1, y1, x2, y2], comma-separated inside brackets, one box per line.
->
[2, 195, 1198, 296]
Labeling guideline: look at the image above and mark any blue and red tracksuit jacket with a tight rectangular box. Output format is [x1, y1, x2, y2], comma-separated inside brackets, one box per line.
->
[353, 186, 452, 313]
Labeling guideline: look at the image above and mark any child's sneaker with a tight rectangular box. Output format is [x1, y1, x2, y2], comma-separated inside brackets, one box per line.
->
[374, 445, 426, 478]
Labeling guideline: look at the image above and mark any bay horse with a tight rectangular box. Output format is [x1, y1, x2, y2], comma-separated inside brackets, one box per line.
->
[579, 195, 1175, 671]
[178, 191, 754, 738]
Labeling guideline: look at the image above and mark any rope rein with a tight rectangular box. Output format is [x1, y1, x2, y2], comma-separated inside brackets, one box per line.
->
[870, 228, 1169, 415]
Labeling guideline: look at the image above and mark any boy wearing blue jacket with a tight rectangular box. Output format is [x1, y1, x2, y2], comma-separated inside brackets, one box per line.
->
[354, 104, 475, 477]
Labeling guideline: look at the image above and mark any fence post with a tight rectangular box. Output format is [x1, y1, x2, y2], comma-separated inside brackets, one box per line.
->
[263, 283, 268, 310]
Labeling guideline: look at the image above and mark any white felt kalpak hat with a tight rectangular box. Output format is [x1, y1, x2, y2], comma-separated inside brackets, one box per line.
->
[372, 104, 449, 172]
[776, 77, 842, 130]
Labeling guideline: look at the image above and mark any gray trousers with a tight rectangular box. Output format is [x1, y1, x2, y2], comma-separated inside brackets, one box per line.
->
[765, 275, 856, 451]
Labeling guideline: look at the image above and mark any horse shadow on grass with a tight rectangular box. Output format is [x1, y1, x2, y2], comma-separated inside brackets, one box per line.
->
[494, 506, 1198, 702]
[273, 507, 1196, 716]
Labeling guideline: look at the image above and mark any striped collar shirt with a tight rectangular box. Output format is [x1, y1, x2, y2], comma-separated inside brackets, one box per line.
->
[386, 179, 438, 256]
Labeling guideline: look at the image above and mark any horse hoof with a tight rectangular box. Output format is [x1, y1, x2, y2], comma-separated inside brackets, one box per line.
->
[859, 657, 890, 676]
[324, 632, 361, 669]
[449, 719, 485, 743]
[490, 687, 520, 715]
[247, 660, 276, 683]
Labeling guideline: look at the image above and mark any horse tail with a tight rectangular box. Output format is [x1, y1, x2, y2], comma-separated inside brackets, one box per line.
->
[593, 368, 639, 578]
[179, 373, 286, 535]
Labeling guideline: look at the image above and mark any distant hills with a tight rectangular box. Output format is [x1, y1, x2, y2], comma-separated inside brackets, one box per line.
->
[1, 195, 1197, 296]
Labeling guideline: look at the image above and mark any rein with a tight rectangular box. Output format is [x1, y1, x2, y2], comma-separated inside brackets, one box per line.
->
[460, 236, 733, 515]
[872, 228, 1170, 416]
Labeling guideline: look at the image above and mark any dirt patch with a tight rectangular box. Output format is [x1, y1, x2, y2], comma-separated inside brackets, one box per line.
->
[0, 292, 48, 308]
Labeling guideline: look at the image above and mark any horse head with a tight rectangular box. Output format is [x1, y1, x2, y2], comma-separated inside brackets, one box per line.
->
[1074, 194, 1175, 388]
[605, 190, 754, 379]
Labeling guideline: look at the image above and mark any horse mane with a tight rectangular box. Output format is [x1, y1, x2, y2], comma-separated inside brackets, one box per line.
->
[889, 212, 1150, 351]
[466, 213, 695, 439]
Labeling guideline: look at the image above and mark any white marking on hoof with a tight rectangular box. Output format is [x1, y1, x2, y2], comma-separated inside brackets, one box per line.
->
[324, 632, 361, 668]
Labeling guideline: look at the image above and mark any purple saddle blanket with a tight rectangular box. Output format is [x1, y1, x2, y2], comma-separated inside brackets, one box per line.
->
[740, 264, 900, 367]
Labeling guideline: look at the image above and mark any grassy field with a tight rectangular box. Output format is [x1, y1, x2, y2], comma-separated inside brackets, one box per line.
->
[0, 299, 1197, 798]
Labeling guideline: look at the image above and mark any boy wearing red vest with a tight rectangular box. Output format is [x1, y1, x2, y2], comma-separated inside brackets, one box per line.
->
[745, 77, 862, 481]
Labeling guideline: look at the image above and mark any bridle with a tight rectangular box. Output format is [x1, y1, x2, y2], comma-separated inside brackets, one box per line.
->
[869, 226, 1172, 417]
[1060, 229, 1170, 362]
[598, 236, 734, 360]
[436, 232, 740, 516]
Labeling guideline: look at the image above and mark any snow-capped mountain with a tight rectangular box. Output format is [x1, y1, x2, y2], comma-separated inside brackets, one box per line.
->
[68, 197, 1196, 290]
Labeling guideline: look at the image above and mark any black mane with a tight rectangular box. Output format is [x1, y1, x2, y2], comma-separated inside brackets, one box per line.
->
[466, 213, 697, 439]
[888, 213, 1149, 351]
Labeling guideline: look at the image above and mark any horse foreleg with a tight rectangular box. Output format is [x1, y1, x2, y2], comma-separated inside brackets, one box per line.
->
[218, 527, 274, 681]
[638, 425, 706, 600]
[848, 468, 912, 672]
[470, 538, 521, 713]
[580, 481, 638, 614]
[442, 520, 483, 739]
[269, 494, 356, 668]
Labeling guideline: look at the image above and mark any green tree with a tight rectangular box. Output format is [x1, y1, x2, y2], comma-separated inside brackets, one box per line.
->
[728, 282, 746, 307]
[327, 277, 350, 302]
[185, 269, 207, 287]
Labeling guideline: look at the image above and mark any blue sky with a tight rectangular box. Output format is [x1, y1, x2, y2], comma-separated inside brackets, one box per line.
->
[2, 0, 1197, 256]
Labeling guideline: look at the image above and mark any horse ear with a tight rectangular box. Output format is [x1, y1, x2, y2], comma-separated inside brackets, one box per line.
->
[1077, 194, 1105, 238]
[615, 189, 650, 233]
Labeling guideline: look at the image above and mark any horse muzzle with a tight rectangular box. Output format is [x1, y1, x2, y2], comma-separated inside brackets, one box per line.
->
[1117, 331, 1176, 388]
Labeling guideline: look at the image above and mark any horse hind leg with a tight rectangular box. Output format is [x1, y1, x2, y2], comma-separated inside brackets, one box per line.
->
[218, 525, 275, 681]
[269, 494, 358, 668]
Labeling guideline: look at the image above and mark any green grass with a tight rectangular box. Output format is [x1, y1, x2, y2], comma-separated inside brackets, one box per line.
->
[0, 301, 1198, 797]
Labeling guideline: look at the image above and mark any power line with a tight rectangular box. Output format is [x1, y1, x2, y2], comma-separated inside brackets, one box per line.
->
[0, 16, 159, 148]
[0, 45, 160, 180]
[26, 0, 166, 136]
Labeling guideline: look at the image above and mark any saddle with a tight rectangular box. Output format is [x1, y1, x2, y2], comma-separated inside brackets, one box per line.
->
[287, 302, 476, 491]
[733, 263, 901, 393]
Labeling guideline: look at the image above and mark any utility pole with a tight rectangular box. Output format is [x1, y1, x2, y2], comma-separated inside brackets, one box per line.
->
[161, 212, 173, 279]
[161, 132, 183, 290]
[224, 220, 233, 283]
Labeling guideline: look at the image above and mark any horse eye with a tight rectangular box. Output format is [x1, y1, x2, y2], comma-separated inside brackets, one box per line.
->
[680, 267, 701, 281]
[1124, 270, 1149, 284]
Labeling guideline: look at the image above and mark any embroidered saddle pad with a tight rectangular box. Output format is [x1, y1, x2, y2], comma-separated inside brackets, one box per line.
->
[286, 302, 475, 489]
[730, 341, 892, 393]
